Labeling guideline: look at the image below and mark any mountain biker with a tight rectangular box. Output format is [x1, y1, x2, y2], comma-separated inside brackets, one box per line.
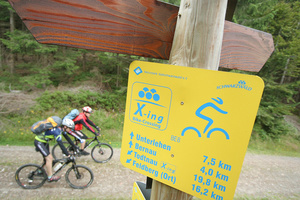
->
[34, 118, 76, 182]
[71, 106, 101, 155]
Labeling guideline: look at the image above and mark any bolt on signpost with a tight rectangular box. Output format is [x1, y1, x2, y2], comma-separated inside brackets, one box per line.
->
[9, 0, 274, 199]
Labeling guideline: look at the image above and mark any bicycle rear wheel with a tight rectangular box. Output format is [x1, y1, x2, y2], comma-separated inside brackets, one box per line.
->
[91, 143, 113, 163]
[15, 164, 47, 189]
[52, 141, 75, 160]
[65, 165, 94, 189]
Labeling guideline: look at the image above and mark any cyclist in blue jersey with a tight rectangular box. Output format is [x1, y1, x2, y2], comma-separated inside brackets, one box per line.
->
[34, 118, 76, 182]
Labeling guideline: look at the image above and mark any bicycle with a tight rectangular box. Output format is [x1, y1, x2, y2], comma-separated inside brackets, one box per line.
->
[52, 134, 113, 163]
[15, 156, 94, 189]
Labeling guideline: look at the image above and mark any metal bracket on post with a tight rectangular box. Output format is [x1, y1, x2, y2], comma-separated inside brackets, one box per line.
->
[146, 177, 153, 189]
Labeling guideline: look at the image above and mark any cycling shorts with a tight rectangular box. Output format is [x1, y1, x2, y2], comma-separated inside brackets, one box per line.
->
[34, 140, 50, 157]
[68, 130, 88, 143]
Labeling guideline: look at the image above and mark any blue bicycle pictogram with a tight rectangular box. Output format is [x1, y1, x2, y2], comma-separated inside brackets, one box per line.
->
[181, 97, 230, 140]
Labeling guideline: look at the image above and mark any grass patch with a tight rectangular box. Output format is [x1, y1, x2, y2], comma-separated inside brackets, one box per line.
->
[0, 161, 15, 166]
[248, 132, 300, 157]
[233, 193, 300, 200]
[1, 105, 299, 158]
[0, 110, 124, 147]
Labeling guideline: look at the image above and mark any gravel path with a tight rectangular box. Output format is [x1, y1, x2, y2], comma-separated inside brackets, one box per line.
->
[0, 146, 299, 200]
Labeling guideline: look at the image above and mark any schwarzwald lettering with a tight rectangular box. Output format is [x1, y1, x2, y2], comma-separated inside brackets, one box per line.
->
[217, 84, 252, 91]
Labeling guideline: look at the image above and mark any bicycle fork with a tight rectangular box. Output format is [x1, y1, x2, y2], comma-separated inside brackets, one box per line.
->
[72, 164, 82, 179]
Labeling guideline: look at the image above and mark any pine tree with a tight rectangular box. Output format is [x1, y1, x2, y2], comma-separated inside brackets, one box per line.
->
[234, 0, 299, 138]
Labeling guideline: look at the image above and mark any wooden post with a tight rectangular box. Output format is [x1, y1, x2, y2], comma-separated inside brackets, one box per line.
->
[169, 0, 228, 70]
[150, 0, 228, 199]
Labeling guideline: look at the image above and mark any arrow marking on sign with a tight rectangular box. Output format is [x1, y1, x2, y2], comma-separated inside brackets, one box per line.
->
[130, 132, 134, 139]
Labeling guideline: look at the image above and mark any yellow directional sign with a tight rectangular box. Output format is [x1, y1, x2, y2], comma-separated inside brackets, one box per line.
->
[132, 182, 146, 200]
[121, 61, 264, 199]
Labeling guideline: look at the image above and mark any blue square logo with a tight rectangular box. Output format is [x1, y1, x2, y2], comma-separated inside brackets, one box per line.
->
[134, 67, 143, 75]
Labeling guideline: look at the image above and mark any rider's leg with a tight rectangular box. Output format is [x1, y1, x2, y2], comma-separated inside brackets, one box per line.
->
[34, 140, 60, 181]
[78, 139, 89, 155]
[35, 140, 51, 171]
[46, 155, 61, 182]
[80, 141, 85, 150]
[45, 154, 53, 177]
[45, 154, 61, 181]
[72, 130, 87, 150]
[67, 131, 89, 155]
[74, 131, 89, 155]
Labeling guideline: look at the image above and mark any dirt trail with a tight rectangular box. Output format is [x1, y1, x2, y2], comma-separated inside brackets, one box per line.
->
[0, 146, 299, 200]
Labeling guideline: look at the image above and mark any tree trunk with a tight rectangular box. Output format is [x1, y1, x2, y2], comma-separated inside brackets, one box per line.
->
[9, 9, 15, 74]
[116, 54, 120, 87]
[0, 44, 2, 71]
[280, 57, 290, 85]
[82, 52, 86, 71]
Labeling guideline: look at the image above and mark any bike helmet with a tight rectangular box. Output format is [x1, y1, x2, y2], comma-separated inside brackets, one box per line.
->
[62, 118, 75, 129]
[82, 106, 92, 113]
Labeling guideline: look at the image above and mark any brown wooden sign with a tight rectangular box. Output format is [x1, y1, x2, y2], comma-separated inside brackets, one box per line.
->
[9, 0, 274, 72]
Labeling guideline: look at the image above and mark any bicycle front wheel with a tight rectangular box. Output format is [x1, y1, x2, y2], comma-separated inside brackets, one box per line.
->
[91, 143, 113, 163]
[65, 165, 94, 189]
[15, 164, 47, 189]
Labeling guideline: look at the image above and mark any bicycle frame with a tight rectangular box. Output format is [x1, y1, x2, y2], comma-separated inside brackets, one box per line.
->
[39, 157, 76, 177]
[52, 158, 75, 176]
[84, 136, 100, 149]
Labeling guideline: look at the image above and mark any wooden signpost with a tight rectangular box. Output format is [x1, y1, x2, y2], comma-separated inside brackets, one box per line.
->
[156, 1, 228, 198]
[8, 0, 273, 72]
[9, 0, 274, 199]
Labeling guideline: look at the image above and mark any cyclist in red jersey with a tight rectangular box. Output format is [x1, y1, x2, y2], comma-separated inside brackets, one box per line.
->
[72, 106, 100, 155]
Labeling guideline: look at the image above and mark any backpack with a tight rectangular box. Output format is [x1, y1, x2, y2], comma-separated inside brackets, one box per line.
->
[31, 116, 62, 135]
[63, 109, 80, 121]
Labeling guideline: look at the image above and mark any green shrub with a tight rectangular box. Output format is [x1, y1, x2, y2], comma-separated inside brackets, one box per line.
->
[35, 89, 126, 112]
[0, 109, 125, 147]
[0, 89, 126, 146]
[253, 80, 298, 139]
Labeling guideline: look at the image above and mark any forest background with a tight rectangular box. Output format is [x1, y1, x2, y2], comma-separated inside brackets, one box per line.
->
[0, 0, 299, 155]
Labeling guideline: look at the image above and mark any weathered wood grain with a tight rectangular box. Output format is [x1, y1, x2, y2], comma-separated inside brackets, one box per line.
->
[221, 21, 274, 71]
[9, 0, 274, 72]
[169, 0, 228, 70]
[9, 0, 178, 59]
